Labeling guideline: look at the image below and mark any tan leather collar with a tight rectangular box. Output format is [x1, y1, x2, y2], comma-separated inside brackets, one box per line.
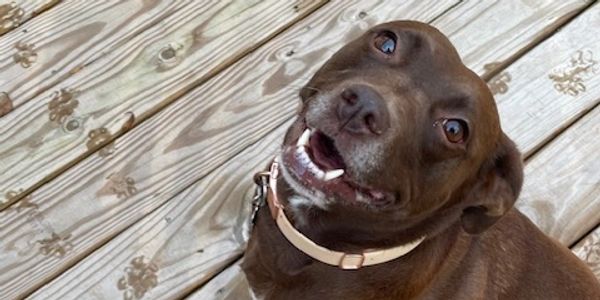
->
[266, 160, 425, 270]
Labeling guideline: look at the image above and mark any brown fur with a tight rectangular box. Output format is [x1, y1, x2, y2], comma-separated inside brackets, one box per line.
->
[242, 21, 600, 299]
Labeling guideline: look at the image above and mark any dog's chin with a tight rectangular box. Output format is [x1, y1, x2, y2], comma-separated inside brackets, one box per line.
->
[278, 124, 395, 210]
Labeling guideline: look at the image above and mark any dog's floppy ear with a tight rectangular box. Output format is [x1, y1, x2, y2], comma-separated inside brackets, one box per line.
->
[460, 133, 523, 234]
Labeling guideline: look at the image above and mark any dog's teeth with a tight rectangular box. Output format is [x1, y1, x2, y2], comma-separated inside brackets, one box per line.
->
[315, 169, 325, 180]
[297, 128, 311, 147]
[323, 169, 344, 181]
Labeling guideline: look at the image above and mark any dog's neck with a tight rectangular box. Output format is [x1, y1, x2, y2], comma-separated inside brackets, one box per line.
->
[281, 195, 465, 253]
[272, 161, 428, 254]
[265, 163, 470, 266]
[276, 181, 464, 253]
[252, 203, 470, 298]
[249, 160, 473, 297]
[252, 160, 476, 296]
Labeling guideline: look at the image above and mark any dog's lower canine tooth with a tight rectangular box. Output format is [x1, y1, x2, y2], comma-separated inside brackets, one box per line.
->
[323, 169, 344, 181]
[297, 128, 311, 146]
[316, 169, 325, 180]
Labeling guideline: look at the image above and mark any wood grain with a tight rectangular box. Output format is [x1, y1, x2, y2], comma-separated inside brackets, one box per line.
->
[6, 1, 459, 298]
[0, 0, 59, 36]
[492, 2, 600, 158]
[572, 225, 600, 280]
[0, 0, 326, 210]
[0, 1, 192, 114]
[516, 105, 600, 246]
[0, 0, 328, 298]
[432, 0, 592, 78]
[22, 0, 599, 298]
[496, 0, 600, 266]
[185, 260, 252, 300]
[26, 123, 288, 300]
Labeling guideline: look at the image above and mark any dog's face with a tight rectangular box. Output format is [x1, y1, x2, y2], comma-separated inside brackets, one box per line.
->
[278, 21, 523, 242]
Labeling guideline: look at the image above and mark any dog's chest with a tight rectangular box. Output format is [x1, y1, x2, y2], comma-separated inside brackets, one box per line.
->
[244, 248, 424, 300]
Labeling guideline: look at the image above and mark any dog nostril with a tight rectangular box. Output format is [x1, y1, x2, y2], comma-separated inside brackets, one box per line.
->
[337, 85, 390, 136]
[341, 89, 358, 105]
[365, 114, 382, 135]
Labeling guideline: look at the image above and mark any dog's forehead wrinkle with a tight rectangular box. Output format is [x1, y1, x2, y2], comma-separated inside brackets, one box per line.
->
[431, 97, 473, 120]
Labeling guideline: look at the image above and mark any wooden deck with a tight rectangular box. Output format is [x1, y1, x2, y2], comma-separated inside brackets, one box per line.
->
[0, 0, 598, 299]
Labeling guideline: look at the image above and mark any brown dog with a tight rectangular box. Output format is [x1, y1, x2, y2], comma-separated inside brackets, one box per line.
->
[242, 21, 600, 299]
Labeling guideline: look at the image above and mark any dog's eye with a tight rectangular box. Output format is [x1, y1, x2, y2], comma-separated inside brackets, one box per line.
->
[442, 119, 467, 143]
[374, 31, 396, 54]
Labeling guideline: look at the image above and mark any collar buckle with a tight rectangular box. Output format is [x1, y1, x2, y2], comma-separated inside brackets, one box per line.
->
[338, 253, 366, 270]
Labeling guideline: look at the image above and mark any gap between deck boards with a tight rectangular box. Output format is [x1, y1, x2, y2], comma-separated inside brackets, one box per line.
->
[480, 0, 596, 82]
[2, 1, 192, 117]
[0, 0, 330, 213]
[0, 0, 61, 37]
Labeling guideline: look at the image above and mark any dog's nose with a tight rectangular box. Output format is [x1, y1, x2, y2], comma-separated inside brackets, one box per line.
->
[337, 85, 389, 135]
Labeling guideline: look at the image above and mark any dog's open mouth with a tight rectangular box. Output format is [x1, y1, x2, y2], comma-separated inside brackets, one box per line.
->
[281, 126, 392, 206]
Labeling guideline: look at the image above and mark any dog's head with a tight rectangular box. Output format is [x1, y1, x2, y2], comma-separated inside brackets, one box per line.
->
[278, 21, 523, 247]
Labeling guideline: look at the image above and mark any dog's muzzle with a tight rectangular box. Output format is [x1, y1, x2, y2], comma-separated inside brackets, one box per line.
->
[250, 158, 426, 269]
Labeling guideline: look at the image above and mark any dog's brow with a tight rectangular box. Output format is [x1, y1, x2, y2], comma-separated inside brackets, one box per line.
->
[433, 95, 472, 113]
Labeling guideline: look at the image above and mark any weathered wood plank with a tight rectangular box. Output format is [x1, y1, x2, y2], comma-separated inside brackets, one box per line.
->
[0, 0, 329, 298]
[496, 2, 600, 246]
[0, 1, 192, 116]
[186, 260, 252, 300]
[0, 0, 326, 210]
[572, 225, 600, 280]
[433, 0, 592, 78]
[27, 123, 287, 300]
[0, 0, 59, 36]
[517, 105, 600, 246]
[490, 2, 600, 158]
[479, 3, 600, 247]
[495, 0, 600, 260]
[12, 1, 459, 298]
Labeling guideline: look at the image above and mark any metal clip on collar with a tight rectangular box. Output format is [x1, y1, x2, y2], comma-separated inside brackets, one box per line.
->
[251, 171, 270, 224]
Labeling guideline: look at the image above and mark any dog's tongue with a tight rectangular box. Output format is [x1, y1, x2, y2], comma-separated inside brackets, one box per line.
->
[307, 131, 391, 204]
[309, 131, 346, 170]
[369, 190, 385, 200]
